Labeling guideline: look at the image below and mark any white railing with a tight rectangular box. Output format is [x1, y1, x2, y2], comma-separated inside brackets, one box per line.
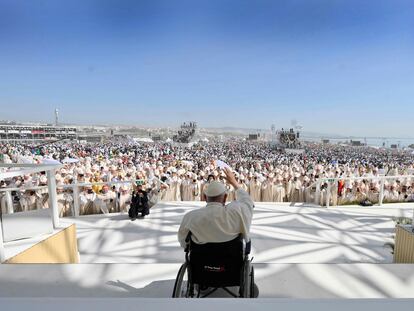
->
[0, 178, 164, 218]
[2, 174, 414, 215]
[61, 179, 147, 217]
[0, 163, 62, 263]
[314, 175, 414, 208]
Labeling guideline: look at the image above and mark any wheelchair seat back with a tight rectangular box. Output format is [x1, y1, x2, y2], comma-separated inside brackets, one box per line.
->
[189, 236, 244, 288]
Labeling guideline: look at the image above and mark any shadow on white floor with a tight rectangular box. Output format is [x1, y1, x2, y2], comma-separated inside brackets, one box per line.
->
[1, 263, 414, 298]
[62, 202, 413, 264]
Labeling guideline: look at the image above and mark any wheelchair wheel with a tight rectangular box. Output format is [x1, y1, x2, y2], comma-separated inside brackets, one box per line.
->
[240, 260, 253, 298]
[172, 263, 193, 298]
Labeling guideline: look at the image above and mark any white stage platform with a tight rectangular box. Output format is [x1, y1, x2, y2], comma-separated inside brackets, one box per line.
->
[63, 202, 414, 264]
[1, 263, 414, 298]
[2, 298, 414, 311]
[3, 223, 72, 261]
[1, 202, 414, 300]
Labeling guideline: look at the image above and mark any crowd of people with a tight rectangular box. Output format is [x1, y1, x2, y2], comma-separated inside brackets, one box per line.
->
[1, 140, 414, 217]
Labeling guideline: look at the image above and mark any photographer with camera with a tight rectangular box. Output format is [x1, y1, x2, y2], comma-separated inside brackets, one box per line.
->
[128, 181, 150, 220]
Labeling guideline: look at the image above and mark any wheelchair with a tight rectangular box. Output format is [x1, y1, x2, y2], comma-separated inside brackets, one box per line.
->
[172, 232, 255, 298]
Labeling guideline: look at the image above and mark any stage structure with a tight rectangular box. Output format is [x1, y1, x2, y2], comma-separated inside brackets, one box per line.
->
[248, 133, 261, 141]
[271, 126, 304, 154]
[173, 122, 197, 144]
[278, 128, 301, 149]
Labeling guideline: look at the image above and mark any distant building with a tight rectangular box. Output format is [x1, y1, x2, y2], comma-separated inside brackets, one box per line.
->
[0, 124, 77, 143]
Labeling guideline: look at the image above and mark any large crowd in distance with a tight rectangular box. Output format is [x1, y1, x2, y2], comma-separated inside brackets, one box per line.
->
[1, 141, 414, 216]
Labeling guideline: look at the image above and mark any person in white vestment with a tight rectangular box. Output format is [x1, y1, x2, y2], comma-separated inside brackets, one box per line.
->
[172, 172, 182, 201]
[80, 186, 97, 215]
[94, 185, 116, 214]
[192, 176, 201, 201]
[249, 176, 262, 202]
[290, 176, 302, 203]
[261, 175, 274, 202]
[284, 176, 292, 202]
[118, 185, 132, 212]
[238, 175, 249, 194]
[273, 176, 286, 202]
[180, 173, 194, 201]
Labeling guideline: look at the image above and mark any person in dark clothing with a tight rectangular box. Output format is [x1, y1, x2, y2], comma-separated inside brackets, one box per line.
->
[129, 185, 150, 219]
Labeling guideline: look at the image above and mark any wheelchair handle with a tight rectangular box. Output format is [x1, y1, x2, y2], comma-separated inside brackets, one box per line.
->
[184, 232, 192, 253]
[245, 240, 251, 255]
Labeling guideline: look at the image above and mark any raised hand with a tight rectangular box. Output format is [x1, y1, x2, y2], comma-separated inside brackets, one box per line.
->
[224, 167, 240, 190]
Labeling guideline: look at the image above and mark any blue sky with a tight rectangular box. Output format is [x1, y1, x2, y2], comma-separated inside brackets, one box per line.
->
[0, 0, 413, 137]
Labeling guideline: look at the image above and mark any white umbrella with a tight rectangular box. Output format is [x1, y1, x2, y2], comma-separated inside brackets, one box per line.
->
[62, 157, 79, 164]
[42, 158, 61, 165]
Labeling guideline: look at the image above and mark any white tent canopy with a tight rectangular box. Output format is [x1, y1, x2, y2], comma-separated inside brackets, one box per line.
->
[133, 137, 154, 143]
[62, 157, 79, 164]
[41, 158, 61, 165]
